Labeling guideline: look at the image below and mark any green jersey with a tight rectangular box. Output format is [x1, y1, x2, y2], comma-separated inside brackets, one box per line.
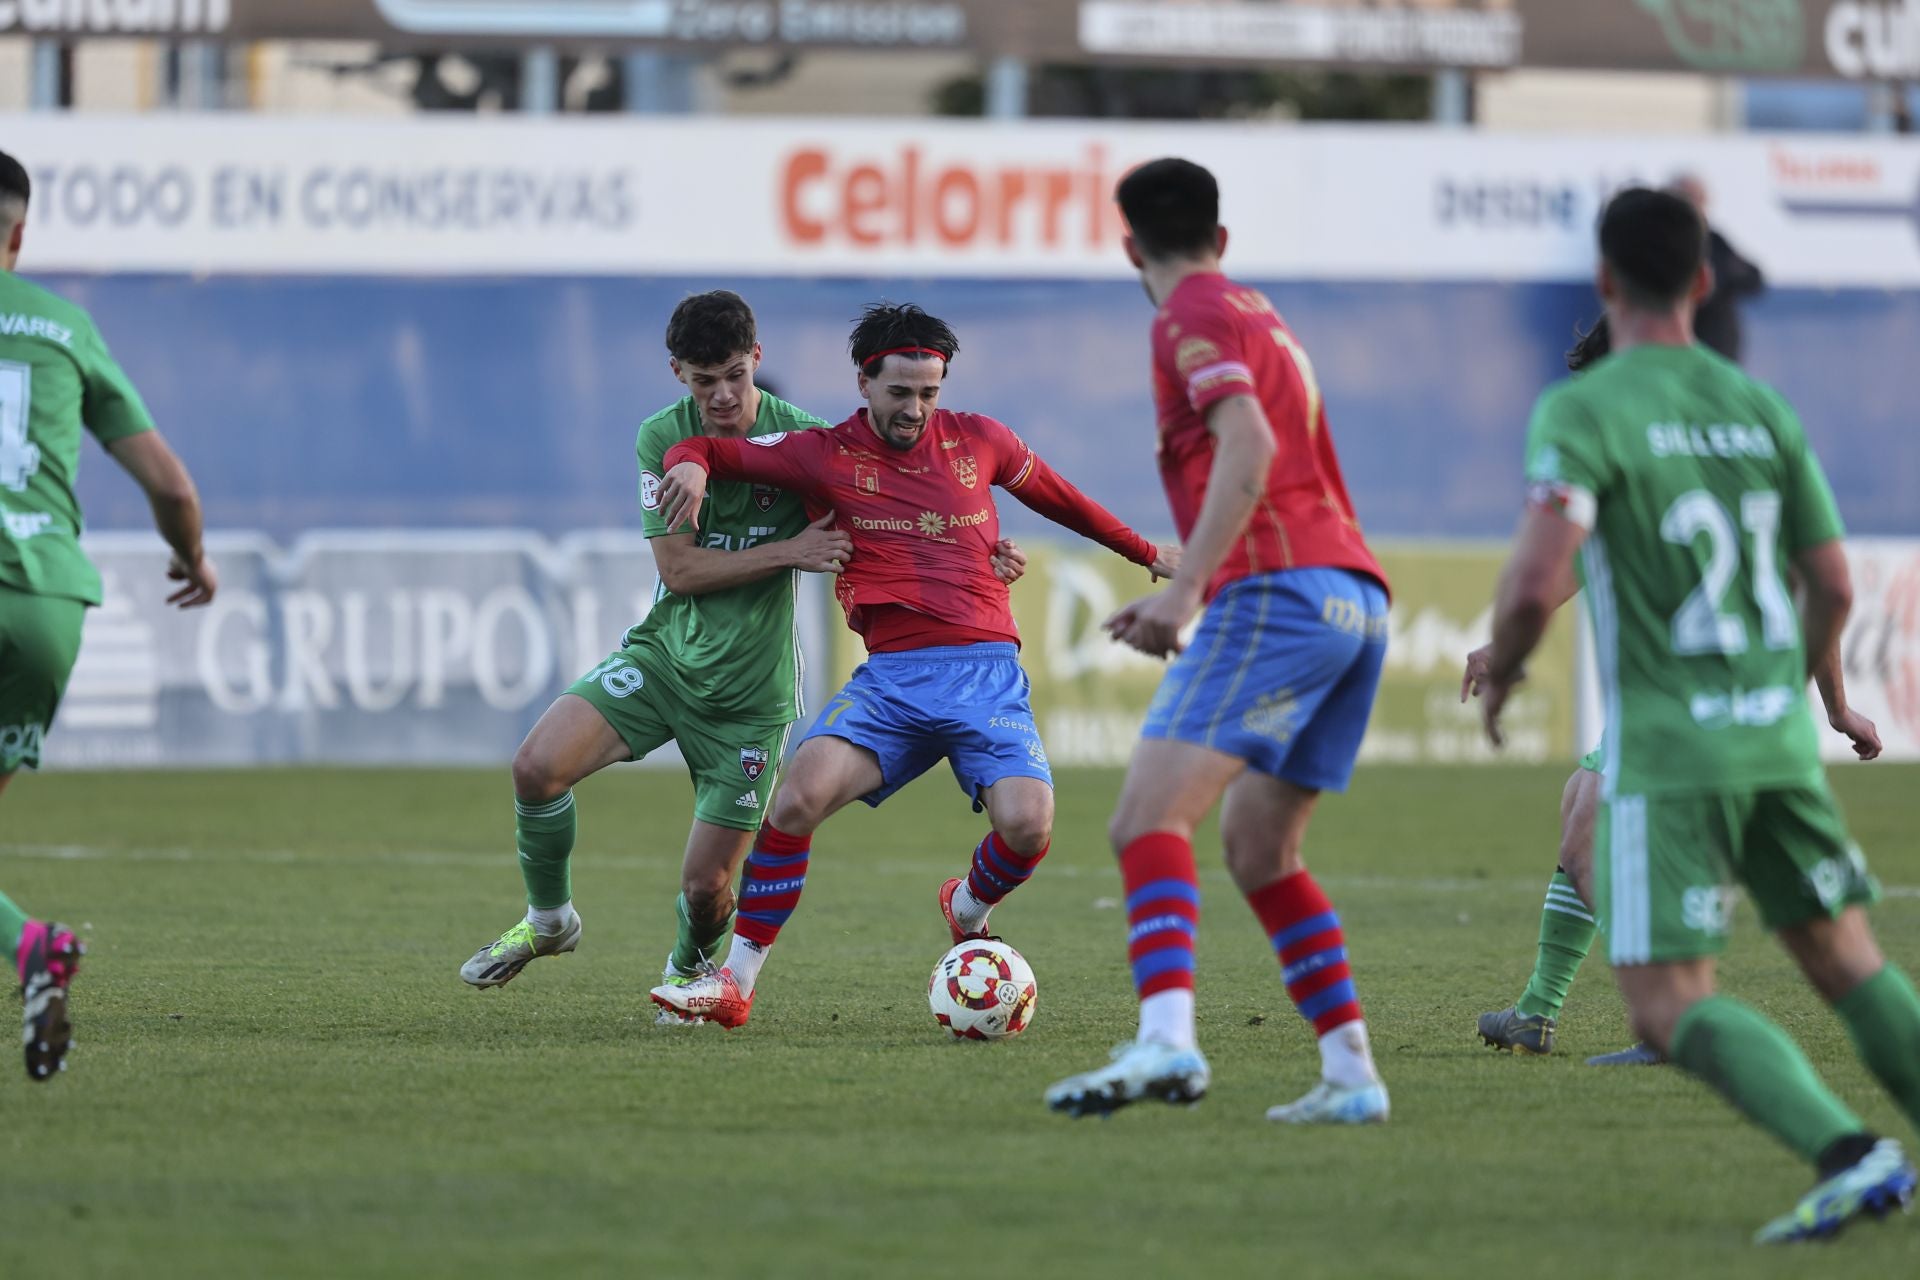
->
[630, 392, 827, 725]
[0, 272, 155, 606]
[1525, 344, 1844, 797]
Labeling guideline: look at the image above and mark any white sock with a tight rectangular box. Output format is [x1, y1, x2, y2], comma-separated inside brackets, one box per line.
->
[1137, 989, 1197, 1051]
[525, 901, 575, 935]
[726, 934, 769, 995]
[950, 880, 992, 933]
[1318, 1019, 1379, 1089]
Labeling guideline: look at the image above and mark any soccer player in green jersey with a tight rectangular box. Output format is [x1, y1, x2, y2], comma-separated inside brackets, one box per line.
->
[0, 150, 217, 1080]
[457, 291, 1024, 1013]
[1482, 187, 1920, 1243]
[1468, 316, 1883, 1067]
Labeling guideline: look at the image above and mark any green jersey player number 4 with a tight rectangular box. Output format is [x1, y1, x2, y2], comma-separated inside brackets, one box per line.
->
[1483, 187, 1920, 1245]
[0, 148, 216, 1083]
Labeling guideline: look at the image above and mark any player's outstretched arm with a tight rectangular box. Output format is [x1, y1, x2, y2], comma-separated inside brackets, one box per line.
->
[104, 431, 216, 608]
[995, 443, 1162, 572]
[1104, 395, 1267, 660]
[1814, 643, 1881, 761]
[1483, 505, 1586, 745]
[652, 513, 852, 597]
[1461, 574, 1580, 702]
[1792, 539, 1877, 758]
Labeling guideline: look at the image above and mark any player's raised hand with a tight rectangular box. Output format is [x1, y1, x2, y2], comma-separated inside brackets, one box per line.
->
[1148, 543, 1182, 581]
[787, 512, 854, 575]
[991, 538, 1028, 584]
[658, 461, 710, 532]
[1460, 643, 1494, 703]
[165, 551, 218, 609]
[1105, 585, 1198, 660]
[1830, 706, 1883, 761]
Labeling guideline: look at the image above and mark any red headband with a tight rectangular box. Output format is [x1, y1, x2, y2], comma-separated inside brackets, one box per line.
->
[863, 345, 949, 367]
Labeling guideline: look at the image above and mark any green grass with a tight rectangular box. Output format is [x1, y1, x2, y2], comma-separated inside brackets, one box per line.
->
[3, 763, 1919, 1279]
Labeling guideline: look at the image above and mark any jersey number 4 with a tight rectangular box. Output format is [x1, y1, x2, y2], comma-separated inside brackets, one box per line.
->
[0, 361, 40, 492]
[1660, 488, 1796, 656]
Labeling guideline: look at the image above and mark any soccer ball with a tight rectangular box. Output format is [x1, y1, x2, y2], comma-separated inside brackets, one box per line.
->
[928, 938, 1037, 1041]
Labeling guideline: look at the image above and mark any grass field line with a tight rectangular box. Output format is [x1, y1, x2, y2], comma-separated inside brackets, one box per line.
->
[6, 840, 1920, 900]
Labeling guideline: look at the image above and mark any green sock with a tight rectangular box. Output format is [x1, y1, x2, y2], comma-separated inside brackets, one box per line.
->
[1515, 870, 1597, 1019]
[669, 891, 733, 975]
[0, 889, 28, 962]
[514, 792, 576, 910]
[1671, 994, 1864, 1164]
[1837, 965, 1920, 1132]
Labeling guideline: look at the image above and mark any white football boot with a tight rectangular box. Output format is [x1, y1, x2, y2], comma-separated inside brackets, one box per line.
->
[1045, 1040, 1212, 1118]
[1266, 1079, 1390, 1125]
[648, 966, 754, 1029]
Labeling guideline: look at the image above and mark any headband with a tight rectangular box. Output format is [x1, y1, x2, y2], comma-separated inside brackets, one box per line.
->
[862, 345, 950, 367]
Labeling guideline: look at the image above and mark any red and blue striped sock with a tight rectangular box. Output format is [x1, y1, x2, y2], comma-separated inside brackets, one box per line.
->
[1250, 870, 1364, 1036]
[732, 823, 811, 985]
[1120, 833, 1200, 1047]
[966, 831, 1048, 906]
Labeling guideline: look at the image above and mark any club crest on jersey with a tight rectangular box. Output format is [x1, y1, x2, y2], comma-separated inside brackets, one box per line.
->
[753, 484, 779, 512]
[950, 455, 978, 490]
[740, 745, 770, 782]
[855, 464, 881, 495]
[1175, 337, 1221, 376]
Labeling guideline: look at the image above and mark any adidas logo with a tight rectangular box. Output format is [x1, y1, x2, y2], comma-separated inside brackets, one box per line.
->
[734, 792, 761, 808]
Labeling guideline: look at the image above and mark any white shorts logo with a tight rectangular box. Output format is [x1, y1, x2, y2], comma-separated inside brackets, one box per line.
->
[1681, 886, 1737, 936]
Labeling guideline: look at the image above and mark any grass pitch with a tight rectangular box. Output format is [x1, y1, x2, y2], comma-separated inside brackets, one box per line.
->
[2, 763, 1918, 1279]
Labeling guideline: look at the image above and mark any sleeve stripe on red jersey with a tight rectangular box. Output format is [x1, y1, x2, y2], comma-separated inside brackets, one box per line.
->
[1005, 453, 1036, 490]
[1184, 360, 1255, 402]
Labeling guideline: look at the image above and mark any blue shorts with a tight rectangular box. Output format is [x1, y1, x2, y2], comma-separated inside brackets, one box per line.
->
[1141, 568, 1388, 792]
[801, 643, 1052, 808]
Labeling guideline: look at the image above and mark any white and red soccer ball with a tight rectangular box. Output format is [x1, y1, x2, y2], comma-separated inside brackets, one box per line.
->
[929, 939, 1037, 1041]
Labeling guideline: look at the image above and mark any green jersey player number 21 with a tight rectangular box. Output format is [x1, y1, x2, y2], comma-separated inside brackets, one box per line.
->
[1483, 187, 1920, 1245]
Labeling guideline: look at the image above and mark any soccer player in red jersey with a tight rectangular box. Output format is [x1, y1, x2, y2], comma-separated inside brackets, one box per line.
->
[1047, 158, 1393, 1123]
[646, 303, 1177, 1028]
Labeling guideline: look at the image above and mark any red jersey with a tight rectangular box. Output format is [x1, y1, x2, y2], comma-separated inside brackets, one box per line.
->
[1150, 272, 1385, 601]
[664, 409, 1160, 653]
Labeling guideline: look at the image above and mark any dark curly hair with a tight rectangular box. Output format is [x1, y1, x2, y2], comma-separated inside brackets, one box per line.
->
[665, 290, 757, 367]
[848, 303, 958, 377]
[1566, 314, 1611, 373]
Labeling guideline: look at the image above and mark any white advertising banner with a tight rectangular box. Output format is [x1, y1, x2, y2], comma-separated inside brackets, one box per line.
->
[48, 530, 833, 768]
[46, 531, 1914, 768]
[1, 115, 1917, 286]
[1575, 539, 1920, 766]
[1826, 539, 1920, 764]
